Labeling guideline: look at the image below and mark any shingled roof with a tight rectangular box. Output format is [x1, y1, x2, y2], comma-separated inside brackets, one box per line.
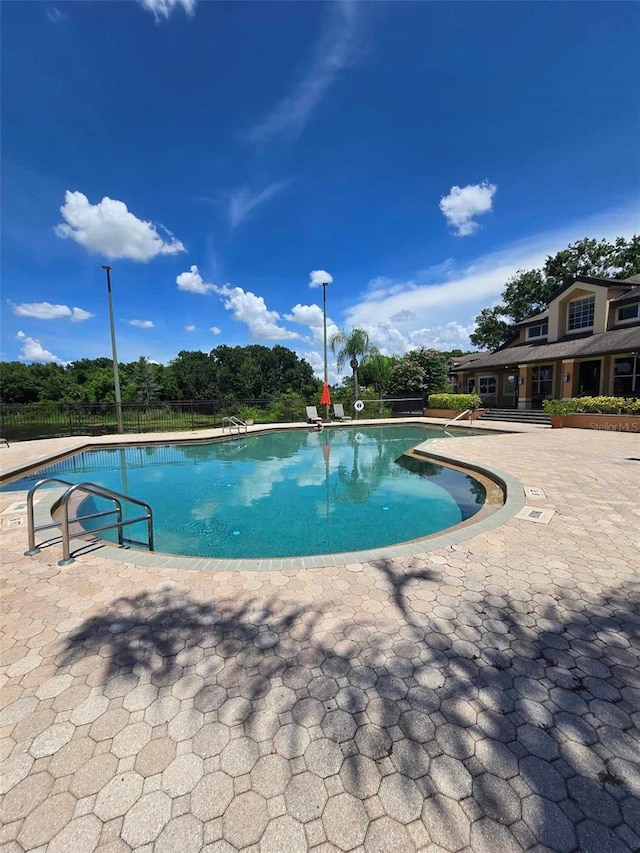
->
[449, 326, 640, 372]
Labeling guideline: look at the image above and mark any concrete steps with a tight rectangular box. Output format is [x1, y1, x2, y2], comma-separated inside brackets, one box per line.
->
[481, 408, 550, 425]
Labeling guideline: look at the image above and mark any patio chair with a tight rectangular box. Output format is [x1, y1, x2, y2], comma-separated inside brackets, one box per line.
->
[0, 438, 9, 448]
[306, 406, 322, 424]
[332, 403, 352, 422]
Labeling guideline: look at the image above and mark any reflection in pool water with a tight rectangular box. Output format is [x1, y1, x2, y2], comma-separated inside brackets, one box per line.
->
[6, 426, 488, 559]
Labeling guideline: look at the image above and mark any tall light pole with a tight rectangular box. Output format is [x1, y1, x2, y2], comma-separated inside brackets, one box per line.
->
[322, 280, 330, 422]
[101, 265, 124, 434]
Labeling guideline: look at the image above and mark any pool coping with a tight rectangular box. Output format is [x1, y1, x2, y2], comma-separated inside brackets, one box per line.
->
[27, 428, 527, 572]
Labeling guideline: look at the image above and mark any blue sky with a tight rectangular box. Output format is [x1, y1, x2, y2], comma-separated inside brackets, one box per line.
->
[2, 0, 639, 379]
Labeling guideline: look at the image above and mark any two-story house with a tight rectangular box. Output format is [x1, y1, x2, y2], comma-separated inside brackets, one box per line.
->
[450, 274, 640, 409]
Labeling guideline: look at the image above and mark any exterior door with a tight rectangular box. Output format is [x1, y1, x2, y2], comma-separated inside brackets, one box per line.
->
[578, 360, 601, 396]
[503, 374, 517, 408]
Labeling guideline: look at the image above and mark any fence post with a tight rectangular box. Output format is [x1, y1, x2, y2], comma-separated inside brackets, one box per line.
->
[191, 401, 195, 430]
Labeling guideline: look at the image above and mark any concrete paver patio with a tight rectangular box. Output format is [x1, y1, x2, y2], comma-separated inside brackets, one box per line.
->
[1, 427, 639, 852]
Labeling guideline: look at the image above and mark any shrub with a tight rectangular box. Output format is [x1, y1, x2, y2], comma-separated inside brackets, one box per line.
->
[427, 393, 483, 411]
[543, 396, 639, 415]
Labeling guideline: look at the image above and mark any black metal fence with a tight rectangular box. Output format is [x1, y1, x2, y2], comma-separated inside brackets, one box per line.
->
[0, 396, 426, 442]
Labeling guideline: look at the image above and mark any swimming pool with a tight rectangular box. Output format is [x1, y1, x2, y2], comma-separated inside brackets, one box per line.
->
[7, 426, 491, 559]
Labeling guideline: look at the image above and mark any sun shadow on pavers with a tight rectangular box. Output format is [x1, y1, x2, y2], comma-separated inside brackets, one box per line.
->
[21, 575, 639, 852]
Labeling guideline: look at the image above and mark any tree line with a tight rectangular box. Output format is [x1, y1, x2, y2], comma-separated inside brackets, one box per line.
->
[0, 343, 463, 406]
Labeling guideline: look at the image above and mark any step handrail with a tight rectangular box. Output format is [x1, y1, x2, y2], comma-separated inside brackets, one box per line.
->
[444, 409, 471, 429]
[222, 416, 247, 434]
[25, 477, 154, 565]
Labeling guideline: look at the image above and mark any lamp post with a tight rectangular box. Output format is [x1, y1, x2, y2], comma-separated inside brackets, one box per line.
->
[322, 280, 330, 421]
[101, 265, 124, 434]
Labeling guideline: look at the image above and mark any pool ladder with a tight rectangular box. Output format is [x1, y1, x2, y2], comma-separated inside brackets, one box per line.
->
[24, 477, 154, 566]
[222, 416, 247, 437]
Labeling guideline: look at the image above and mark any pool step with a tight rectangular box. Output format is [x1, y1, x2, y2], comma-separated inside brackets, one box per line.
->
[481, 409, 551, 425]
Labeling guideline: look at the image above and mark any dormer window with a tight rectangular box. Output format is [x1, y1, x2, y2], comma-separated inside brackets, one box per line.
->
[617, 303, 639, 323]
[526, 322, 548, 340]
[567, 295, 595, 331]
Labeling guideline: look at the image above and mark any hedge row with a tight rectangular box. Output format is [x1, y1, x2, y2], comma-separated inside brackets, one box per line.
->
[426, 393, 483, 411]
[542, 396, 640, 415]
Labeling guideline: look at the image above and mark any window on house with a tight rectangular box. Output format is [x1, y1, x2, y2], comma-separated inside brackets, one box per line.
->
[613, 355, 639, 395]
[532, 365, 553, 397]
[526, 322, 549, 339]
[478, 376, 497, 396]
[617, 303, 640, 322]
[567, 295, 595, 331]
[467, 378, 476, 393]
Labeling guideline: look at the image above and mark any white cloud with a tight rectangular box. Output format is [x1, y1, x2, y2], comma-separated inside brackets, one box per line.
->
[210, 326, 221, 335]
[285, 303, 340, 346]
[46, 7, 65, 23]
[138, 0, 196, 20]
[298, 348, 340, 383]
[176, 265, 216, 294]
[344, 203, 640, 355]
[10, 301, 94, 322]
[214, 284, 300, 341]
[309, 269, 334, 289]
[228, 183, 286, 228]
[55, 191, 185, 261]
[439, 182, 497, 236]
[16, 331, 66, 364]
[185, 324, 196, 332]
[127, 319, 154, 328]
[245, 1, 359, 144]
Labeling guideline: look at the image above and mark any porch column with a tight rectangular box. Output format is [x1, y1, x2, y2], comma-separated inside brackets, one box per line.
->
[561, 359, 576, 399]
[517, 364, 532, 410]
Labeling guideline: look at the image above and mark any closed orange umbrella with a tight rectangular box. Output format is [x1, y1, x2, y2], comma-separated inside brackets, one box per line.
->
[320, 382, 331, 406]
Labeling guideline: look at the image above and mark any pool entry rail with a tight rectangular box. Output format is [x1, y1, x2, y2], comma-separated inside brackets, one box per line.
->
[444, 409, 472, 429]
[24, 477, 154, 566]
[222, 416, 248, 436]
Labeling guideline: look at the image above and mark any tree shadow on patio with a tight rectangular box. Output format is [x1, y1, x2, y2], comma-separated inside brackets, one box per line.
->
[56, 570, 640, 852]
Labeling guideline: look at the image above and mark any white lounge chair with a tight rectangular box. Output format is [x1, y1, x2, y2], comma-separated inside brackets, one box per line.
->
[0, 438, 9, 448]
[332, 403, 352, 421]
[306, 406, 322, 424]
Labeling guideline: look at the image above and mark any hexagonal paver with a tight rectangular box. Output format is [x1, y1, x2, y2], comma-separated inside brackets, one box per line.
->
[191, 771, 234, 821]
[470, 817, 524, 853]
[89, 707, 131, 741]
[121, 790, 172, 847]
[260, 814, 307, 853]
[162, 753, 204, 796]
[145, 694, 181, 726]
[251, 753, 292, 799]
[274, 723, 311, 759]
[70, 753, 118, 798]
[340, 755, 382, 798]
[47, 814, 102, 853]
[378, 773, 423, 823]
[322, 709, 357, 743]
[365, 816, 413, 853]
[0, 772, 53, 823]
[323, 792, 368, 850]
[390, 739, 430, 779]
[355, 724, 393, 761]
[284, 772, 328, 823]
[219, 737, 259, 777]
[18, 792, 76, 849]
[29, 722, 74, 758]
[473, 773, 521, 825]
[430, 754, 473, 800]
[69, 693, 110, 725]
[111, 720, 152, 758]
[168, 708, 204, 741]
[122, 682, 158, 711]
[522, 795, 577, 852]
[304, 738, 344, 778]
[155, 813, 203, 853]
[94, 770, 144, 821]
[222, 791, 268, 848]
[422, 793, 470, 851]
[135, 736, 177, 776]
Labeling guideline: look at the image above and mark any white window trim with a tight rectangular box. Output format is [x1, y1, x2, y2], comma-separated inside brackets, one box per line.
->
[566, 295, 595, 333]
[526, 323, 549, 341]
[616, 303, 640, 324]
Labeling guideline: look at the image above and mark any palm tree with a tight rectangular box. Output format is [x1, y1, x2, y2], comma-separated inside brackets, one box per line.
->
[330, 328, 373, 406]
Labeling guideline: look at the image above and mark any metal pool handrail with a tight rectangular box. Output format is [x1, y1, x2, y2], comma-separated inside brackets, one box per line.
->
[25, 477, 154, 566]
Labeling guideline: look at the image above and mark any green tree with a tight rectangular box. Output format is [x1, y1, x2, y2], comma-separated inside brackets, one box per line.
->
[471, 235, 640, 350]
[329, 328, 374, 403]
[359, 351, 396, 415]
[133, 357, 161, 408]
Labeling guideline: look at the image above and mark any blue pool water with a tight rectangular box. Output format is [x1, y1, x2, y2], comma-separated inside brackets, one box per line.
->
[5, 426, 488, 559]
